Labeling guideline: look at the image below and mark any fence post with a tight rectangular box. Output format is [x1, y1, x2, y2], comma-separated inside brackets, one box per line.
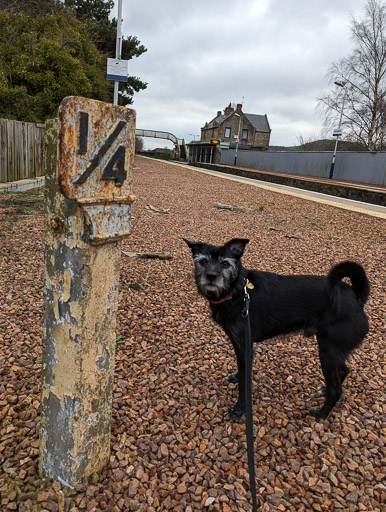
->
[39, 97, 135, 485]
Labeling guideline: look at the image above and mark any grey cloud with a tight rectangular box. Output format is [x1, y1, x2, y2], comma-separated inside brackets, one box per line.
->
[123, 0, 365, 147]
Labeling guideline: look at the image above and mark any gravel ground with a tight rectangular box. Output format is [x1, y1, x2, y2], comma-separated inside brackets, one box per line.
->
[0, 155, 385, 512]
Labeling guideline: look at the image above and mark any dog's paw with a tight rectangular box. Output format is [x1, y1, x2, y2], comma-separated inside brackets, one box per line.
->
[226, 374, 238, 384]
[309, 408, 328, 421]
[225, 405, 244, 421]
[317, 385, 327, 396]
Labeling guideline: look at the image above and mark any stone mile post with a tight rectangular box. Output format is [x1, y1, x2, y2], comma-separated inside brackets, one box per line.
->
[39, 96, 135, 486]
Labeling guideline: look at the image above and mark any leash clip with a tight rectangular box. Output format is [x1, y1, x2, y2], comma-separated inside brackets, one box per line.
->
[242, 278, 250, 318]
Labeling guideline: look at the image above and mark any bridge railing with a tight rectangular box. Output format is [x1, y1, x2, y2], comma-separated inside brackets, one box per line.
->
[135, 129, 187, 160]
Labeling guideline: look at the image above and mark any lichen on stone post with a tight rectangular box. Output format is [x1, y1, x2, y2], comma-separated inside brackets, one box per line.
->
[40, 97, 134, 485]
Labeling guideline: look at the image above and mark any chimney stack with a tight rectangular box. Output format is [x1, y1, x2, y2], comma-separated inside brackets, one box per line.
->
[236, 103, 242, 113]
[224, 103, 233, 115]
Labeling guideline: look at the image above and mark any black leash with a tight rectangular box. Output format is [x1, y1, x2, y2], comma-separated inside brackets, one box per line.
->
[242, 278, 258, 512]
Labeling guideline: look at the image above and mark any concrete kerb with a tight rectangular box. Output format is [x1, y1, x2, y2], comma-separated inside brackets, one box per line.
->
[137, 157, 386, 221]
[2, 160, 385, 221]
[187, 165, 386, 220]
[188, 162, 386, 207]
[0, 177, 45, 193]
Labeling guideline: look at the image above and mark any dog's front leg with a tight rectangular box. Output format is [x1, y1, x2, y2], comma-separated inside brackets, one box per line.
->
[226, 347, 256, 384]
[225, 337, 245, 420]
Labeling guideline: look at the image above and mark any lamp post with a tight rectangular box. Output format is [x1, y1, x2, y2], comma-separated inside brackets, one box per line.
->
[329, 80, 348, 179]
[113, 0, 123, 105]
[234, 113, 242, 166]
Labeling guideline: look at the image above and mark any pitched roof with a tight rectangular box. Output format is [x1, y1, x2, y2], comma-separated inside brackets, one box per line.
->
[244, 113, 270, 133]
[204, 111, 270, 133]
[206, 114, 227, 129]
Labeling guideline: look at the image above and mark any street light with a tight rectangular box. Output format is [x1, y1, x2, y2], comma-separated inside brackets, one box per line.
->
[329, 80, 348, 179]
[234, 113, 242, 166]
[113, 0, 123, 105]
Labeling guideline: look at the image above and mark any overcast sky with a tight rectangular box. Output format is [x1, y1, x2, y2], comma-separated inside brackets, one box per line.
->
[120, 0, 366, 149]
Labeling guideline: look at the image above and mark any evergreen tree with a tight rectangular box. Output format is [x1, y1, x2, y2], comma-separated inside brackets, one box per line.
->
[0, 0, 65, 16]
[0, 11, 109, 122]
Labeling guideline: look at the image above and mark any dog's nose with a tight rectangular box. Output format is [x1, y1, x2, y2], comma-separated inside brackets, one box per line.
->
[206, 271, 218, 282]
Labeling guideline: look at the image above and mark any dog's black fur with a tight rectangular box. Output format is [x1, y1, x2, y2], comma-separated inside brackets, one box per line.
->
[184, 238, 370, 420]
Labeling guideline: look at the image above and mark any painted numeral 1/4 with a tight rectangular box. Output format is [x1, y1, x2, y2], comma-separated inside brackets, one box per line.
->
[78, 112, 89, 154]
[75, 112, 127, 186]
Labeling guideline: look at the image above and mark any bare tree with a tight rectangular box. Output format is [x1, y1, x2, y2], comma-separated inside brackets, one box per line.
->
[317, 0, 386, 150]
[293, 133, 322, 150]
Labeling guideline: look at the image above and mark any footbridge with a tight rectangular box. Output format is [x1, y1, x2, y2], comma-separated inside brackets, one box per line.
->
[135, 129, 187, 159]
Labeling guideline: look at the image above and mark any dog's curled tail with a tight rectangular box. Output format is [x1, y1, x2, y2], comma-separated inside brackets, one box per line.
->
[328, 261, 370, 309]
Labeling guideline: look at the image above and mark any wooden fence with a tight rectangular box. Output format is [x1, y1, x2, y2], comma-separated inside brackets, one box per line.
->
[0, 118, 45, 183]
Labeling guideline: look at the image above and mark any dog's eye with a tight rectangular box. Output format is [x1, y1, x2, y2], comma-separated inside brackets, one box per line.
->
[221, 260, 231, 268]
[198, 257, 208, 265]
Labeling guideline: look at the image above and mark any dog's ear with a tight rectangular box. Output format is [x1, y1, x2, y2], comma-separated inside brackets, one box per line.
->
[225, 238, 249, 258]
[183, 238, 203, 254]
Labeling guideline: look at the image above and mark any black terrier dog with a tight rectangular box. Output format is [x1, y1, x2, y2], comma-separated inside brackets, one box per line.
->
[184, 238, 370, 420]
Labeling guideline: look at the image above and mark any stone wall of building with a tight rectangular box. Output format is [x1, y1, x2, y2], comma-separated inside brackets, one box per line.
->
[253, 131, 270, 149]
[201, 128, 215, 143]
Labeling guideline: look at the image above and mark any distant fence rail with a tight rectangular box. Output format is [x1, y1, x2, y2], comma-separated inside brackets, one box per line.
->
[2, 118, 386, 187]
[218, 148, 386, 186]
[0, 118, 45, 183]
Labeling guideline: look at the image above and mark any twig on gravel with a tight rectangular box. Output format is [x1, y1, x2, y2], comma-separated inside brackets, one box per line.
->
[213, 202, 252, 212]
[145, 204, 170, 214]
[122, 250, 173, 260]
[284, 233, 304, 239]
[267, 226, 284, 232]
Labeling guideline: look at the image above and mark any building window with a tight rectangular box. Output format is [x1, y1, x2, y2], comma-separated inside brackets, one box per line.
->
[242, 129, 248, 140]
[224, 127, 231, 138]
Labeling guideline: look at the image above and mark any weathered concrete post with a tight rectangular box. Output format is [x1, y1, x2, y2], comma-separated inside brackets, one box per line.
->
[40, 97, 135, 485]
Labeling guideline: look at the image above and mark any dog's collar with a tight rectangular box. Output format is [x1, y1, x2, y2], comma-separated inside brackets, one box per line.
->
[209, 295, 232, 304]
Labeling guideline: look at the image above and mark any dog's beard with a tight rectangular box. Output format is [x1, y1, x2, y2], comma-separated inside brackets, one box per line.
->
[196, 273, 229, 300]
[198, 281, 223, 300]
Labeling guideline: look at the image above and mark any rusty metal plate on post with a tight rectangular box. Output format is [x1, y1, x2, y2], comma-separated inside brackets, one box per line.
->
[58, 96, 136, 244]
